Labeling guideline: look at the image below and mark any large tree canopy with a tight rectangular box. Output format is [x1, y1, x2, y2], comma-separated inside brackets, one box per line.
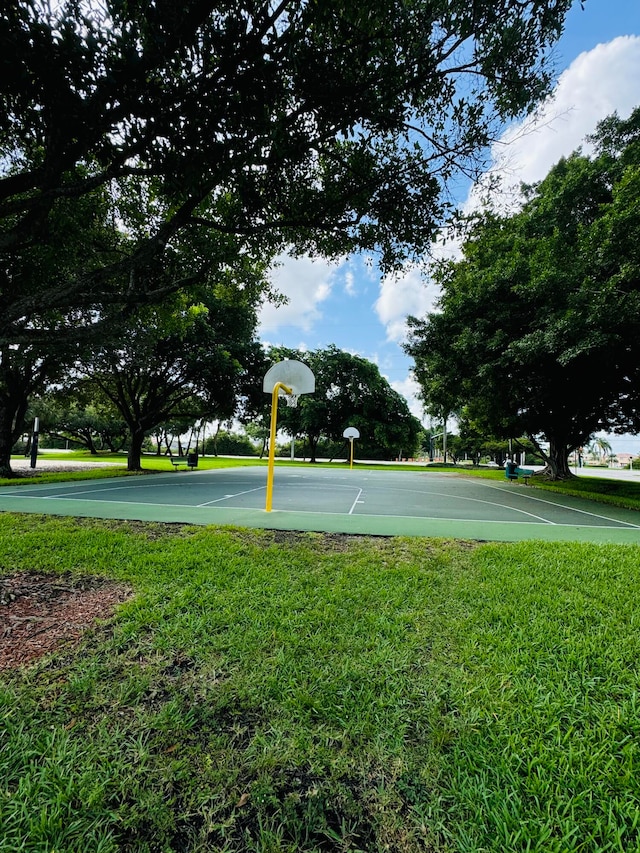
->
[1, 0, 574, 350]
[405, 109, 640, 479]
[0, 0, 576, 476]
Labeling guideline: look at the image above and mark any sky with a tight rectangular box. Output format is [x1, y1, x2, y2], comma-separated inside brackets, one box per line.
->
[257, 0, 640, 454]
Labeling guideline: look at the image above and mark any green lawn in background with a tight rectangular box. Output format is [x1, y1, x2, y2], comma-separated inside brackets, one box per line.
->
[1, 513, 639, 852]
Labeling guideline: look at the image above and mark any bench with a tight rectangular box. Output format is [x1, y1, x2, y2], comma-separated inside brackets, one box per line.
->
[169, 452, 198, 470]
[505, 464, 534, 484]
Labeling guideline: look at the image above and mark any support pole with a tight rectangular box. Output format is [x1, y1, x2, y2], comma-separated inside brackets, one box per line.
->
[30, 417, 40, 469]
[442, 418, 447, 464]
[265, 382, 291, 512]
[349, 439, 354, 470]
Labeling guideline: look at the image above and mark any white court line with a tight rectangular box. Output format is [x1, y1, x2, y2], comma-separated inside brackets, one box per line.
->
[5, 479, 191, 499]
[4, 475, 638, 530]
[3, 495, 261, 513]
[249, 508, 640, 529]
[380, 481, 640, 529]
[2, 472, 261, 500]
[484, 483, 640, 529]
[379, 486, 555, 524]
[1, 493, 636, 530]
[348, 489, 363, 515]
[197, 486, 265, 506]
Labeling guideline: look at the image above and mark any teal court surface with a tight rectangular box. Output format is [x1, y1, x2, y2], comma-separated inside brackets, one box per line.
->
[2, 466, 640, 543]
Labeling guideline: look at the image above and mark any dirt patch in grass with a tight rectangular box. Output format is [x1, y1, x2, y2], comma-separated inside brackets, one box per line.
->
[0, 571, 133, 671]
[271, 529, 377, 549]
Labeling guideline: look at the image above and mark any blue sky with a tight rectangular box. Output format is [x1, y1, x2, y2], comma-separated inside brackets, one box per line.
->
[257, 0, 640, 454]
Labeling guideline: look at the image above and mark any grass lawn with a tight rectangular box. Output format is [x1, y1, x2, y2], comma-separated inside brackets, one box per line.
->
[1, 513, 639, 852]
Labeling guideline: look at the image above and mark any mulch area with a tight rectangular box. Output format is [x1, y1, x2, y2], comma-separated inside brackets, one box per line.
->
[3, 463, 135, 670]
[0, 572, 133, 671]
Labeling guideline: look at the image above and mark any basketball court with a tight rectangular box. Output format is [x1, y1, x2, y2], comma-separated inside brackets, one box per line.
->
[2, 465, 640, 543]
[4, 361, 640, 543]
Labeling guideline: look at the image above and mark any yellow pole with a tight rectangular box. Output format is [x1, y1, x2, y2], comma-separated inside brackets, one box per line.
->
[350, 439, 354, 469]
[265, 381, 291, 512]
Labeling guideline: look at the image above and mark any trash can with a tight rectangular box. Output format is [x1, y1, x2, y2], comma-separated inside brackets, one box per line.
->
[505, 460, 518, 480]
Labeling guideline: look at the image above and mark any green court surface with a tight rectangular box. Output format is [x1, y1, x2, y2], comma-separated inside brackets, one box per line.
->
[2, 466, 640, 543]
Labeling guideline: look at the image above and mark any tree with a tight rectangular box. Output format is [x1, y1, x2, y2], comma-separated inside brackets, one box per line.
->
[243, 421, 270, 460]
[1, 1, 574, 298]
[1, 0, 578, 330]
[30, 391, 127, 455]
[0, 345, 65, 474]
[0, 182, 120, 474]
[405, 109, 640, 479]
[205, 431, 259, 458]
[78, 285, 265, 470]
[453, 411, 539, 466]
[266, 345, 422, 462]
[588, 436, 613, 464]
[0, 0, 575, 472]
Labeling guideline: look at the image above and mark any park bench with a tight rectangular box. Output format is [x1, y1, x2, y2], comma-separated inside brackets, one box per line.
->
[505, 462, 534, 484]
[169, 451, 199, 470]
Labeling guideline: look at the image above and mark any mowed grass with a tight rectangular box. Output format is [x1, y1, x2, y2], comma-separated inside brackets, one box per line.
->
[1, 514, 639, 852]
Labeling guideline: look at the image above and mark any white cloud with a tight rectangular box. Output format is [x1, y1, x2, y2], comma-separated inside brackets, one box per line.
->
[259, 254, 341, 334]
[390, 374, 425, 421]
[471, 35, 640, 212]
[375, 36, 640, 344]
[374, 266, 441, 343]
[344, 269, 356, 296]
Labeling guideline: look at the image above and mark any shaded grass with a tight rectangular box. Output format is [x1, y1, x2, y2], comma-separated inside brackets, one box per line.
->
[1, 514, 640, 851]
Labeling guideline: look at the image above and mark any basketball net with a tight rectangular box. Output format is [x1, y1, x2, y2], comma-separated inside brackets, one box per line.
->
[283, 393, 299, 408]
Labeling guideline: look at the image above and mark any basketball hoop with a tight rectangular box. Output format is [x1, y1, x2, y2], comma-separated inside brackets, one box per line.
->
[343, 426, 360, 469]
[263, 359, 315, 512]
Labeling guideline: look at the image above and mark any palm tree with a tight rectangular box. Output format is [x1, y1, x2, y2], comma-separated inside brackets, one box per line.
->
[588, 436, 613, 462]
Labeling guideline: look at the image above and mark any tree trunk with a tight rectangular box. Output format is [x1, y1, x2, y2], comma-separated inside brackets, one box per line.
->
[542, 438, 574, 480]
[211, 421, 222, 457]
[127, 429, 146, 471]
[0, 425, 14, 477]
[0, 394, 29, 478]
[81, 430, 99, 455]
[308, 435, 318, 463]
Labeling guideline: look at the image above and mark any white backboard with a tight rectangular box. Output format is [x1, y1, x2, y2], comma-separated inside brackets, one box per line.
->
[263, 359, 315, 395]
